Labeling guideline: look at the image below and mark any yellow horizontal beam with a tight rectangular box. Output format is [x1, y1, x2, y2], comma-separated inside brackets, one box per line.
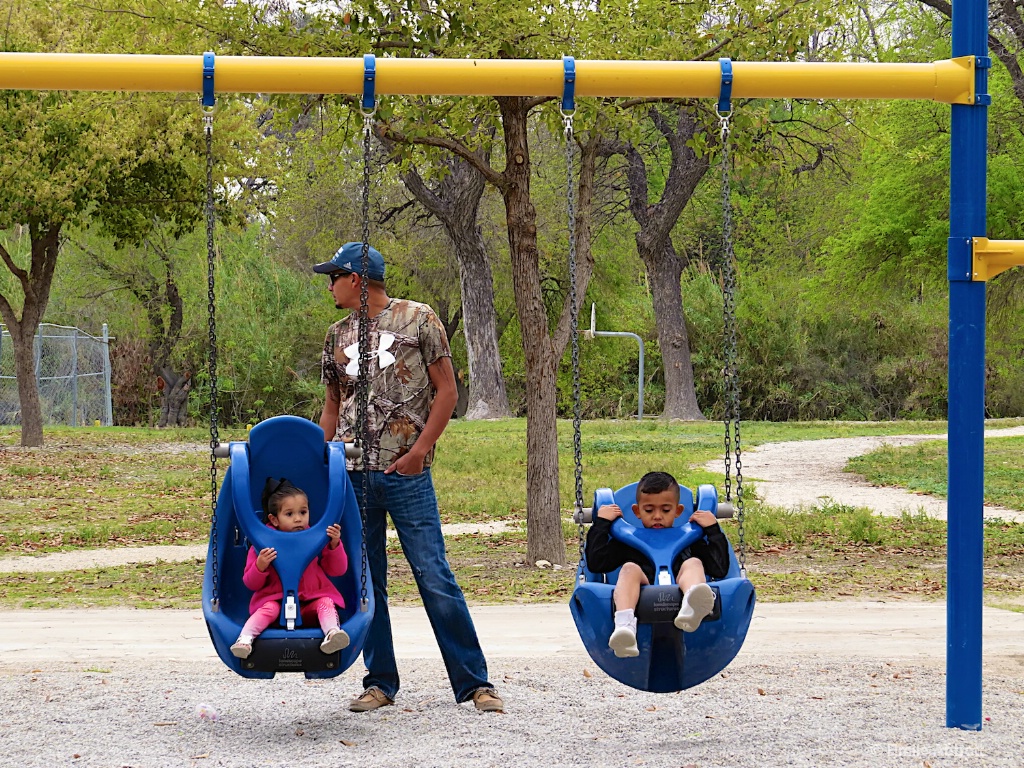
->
[972, 237, 1024, 281]
[0, 53, 976, 104]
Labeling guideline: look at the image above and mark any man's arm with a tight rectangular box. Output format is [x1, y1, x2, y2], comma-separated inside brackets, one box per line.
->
[320, 383, 340, 442]
[385, 355, 458, 475]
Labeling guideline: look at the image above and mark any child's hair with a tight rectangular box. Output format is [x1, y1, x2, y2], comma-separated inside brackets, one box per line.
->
[261, 477, 306, 521]
[636, 471, 680, 501]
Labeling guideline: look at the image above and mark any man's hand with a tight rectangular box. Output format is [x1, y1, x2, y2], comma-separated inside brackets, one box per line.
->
[255, 547, 277, 572]
[326, 523, 342, 549]
[597, 504, 623, 521]
[690, 511, 719, 529]
[385, 450, 426, 476]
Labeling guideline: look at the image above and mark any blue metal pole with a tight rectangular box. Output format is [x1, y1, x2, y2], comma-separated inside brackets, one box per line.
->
[947, 0, 988, 731]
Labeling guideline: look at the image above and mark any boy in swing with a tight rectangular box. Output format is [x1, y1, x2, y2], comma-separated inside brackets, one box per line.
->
[585, 471, 732, 658]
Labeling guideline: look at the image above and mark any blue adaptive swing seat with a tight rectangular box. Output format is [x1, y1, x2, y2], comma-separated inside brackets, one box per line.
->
[570, 482, 755, 692]
[202, 415, 374, 679]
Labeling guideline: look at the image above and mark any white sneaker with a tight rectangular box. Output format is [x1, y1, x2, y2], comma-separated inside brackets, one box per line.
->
[674, 583, 716, 632]
[608, 625, 640, 658]
[230, 636, 254, 658]
[320, 628, 350, 654]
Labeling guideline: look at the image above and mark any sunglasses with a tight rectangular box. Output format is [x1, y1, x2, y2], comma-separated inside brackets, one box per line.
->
[328, 271, 351, 286]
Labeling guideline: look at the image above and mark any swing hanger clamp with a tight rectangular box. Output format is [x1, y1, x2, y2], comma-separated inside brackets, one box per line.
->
[361, 53, 378, 124]
[716, 57, 733, 136]
[561, 55, 576, 135]
[201, 51, 216, 117]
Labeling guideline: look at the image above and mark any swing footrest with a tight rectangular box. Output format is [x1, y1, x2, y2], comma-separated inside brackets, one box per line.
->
[634, 585, 722, 625]
[239, 637, 340, 673]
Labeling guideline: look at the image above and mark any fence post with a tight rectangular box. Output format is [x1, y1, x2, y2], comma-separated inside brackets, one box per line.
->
[102, 323, 113, 427]
[71, 327, 79, 426]
[34, 329, 42, 388]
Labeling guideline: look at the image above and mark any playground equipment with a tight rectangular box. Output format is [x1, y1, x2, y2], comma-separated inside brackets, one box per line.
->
[0, 0, 1013, 726]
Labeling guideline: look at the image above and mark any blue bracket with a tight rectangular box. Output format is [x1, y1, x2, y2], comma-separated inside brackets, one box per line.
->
[948, 236, 974, 282]
[362, 53, 376, 113]
[202, 51, 215, 109]
[717, 57, 733, 114]
[562, 55, 576, 113]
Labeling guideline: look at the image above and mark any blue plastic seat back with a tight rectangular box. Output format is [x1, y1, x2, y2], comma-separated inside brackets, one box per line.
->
[202, 415, 374, 679]
[570, 482, 756, 692]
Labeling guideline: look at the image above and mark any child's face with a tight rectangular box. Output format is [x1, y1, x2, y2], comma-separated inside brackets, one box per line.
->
[268, 493, 310, 532]
[632, 489, 684, 529]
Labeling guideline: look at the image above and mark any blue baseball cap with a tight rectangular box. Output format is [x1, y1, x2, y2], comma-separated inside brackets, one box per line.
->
[312, 242, 386, 281]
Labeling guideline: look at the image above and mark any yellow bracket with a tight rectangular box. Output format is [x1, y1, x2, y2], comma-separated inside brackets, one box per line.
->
[972, 237, 1024, 281]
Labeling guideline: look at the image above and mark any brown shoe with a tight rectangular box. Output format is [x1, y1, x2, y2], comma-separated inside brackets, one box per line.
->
[349, 687, 394, 712]
[470, 687, 504, 713]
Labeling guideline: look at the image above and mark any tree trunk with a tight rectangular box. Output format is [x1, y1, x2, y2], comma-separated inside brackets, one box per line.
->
[497, 96, 566, 566]
[157, 366, 191, 427]
[456, 229, 511, 420]
[400, 156, 511, 420]
[0, 223, 61, 447]
[9, 323, 44, 446]
[644, 239, 704, 419]
[610, 106, 711, 420]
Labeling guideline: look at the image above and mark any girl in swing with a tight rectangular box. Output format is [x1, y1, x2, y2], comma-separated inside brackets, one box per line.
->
[230, 477, 351, 658]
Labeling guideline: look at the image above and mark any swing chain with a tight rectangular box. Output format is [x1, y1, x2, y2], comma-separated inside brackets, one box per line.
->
[355, 110, 375, 611]
[718, 112, 746, 576]
[563, 113, 586, 569]
[204, 112, 221, 611]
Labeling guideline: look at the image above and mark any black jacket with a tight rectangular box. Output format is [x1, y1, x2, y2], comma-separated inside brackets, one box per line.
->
[585, 516, 732, 583]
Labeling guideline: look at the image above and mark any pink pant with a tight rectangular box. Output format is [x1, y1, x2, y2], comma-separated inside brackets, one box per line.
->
[240, 597, 340, 638]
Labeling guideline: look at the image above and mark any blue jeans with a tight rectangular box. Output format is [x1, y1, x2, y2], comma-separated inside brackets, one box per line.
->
[350, 469, 491, 702]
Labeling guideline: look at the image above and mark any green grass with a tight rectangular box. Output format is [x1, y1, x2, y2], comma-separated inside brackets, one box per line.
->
[1, 419, 1023, 610]
[848, 435, 1024, 511]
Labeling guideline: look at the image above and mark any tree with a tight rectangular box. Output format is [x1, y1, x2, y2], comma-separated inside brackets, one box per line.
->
[600, 106, 713, 420]
[395, 143, 513, 420]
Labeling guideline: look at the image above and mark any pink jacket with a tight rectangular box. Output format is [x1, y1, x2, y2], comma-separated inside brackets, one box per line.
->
[242, 529, 348, 614]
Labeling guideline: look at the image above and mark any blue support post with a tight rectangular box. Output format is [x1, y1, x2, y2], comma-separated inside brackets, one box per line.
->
[946, 0, 988, 731]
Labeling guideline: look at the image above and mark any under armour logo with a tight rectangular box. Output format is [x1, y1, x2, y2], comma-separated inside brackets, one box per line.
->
[344, 333, 396, 376]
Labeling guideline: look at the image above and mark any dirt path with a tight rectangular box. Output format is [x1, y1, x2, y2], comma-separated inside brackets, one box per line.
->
[0, 522, 513, 573]
[712, 425, 1024, 523]
[4, 425, 1022, 574]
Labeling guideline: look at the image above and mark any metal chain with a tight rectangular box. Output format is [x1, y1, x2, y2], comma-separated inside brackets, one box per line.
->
[719, 112, 746, 576]
[204, 111, 221, 610]
[563, 112, 585, 570]
[355, 111, 374, 611]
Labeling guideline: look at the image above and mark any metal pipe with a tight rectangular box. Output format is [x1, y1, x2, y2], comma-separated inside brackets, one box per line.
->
[0, 53, 975, 103]
[946, 0, 988, 732]
[584, 304, 644, 419]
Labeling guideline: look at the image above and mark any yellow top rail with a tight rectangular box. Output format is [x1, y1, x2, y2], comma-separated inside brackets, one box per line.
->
[0, 53, 976, 105]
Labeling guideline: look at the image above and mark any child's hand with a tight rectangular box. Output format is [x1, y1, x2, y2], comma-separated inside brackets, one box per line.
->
[256, 547, 277, 572]
[690, 511, 719, 529]
[326, 523, 342, 549]
[596, 504, 623, 521]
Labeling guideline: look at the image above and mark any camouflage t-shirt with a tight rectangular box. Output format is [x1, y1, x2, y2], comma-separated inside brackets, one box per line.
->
[321, 298, 451, 471]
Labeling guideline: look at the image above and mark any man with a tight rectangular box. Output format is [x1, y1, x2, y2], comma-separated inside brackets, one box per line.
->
[315, 241, 503, 713]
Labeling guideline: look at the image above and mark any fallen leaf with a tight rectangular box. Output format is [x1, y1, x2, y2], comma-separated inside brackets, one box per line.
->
[583, 669, 592, 678]
[757, 688, 766, 696]
[153, 722, 178, 726]
[340, 740, 357, 747]
[190, 755, 209, 760]
[645, 705, 657, 712]
[73, 756, 81, 760]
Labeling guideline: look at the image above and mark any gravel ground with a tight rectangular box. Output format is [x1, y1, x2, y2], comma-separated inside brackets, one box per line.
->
[2, 430, 1021, 766]
[1, 656, 1020, 768]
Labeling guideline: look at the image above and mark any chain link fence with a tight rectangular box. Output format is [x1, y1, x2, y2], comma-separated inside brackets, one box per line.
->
[0, 323, 113, 427]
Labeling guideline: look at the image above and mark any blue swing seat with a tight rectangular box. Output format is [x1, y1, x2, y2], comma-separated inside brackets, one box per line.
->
[202, 415, 374, 679]
[570, 482, 755, 692]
